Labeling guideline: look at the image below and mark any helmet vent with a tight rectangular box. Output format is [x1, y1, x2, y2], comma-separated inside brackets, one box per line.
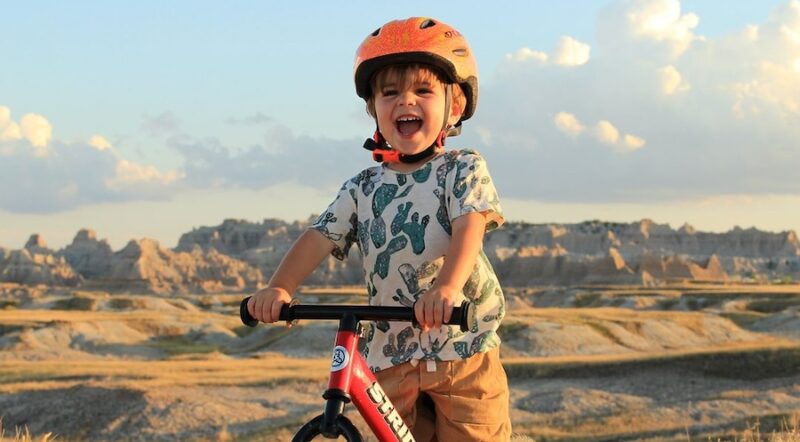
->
[371, 27, 381, 37]
[452, 48, 468, 57]
[420, 19, 436, 29]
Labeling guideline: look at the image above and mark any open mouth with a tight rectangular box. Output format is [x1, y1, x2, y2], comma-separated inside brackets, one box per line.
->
[396, 116, 423, 136]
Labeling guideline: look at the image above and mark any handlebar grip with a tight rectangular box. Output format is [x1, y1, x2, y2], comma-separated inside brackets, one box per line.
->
[240, 296, 475, 332]
[240, 297, 295, 327]
[240, 297, 259, 327]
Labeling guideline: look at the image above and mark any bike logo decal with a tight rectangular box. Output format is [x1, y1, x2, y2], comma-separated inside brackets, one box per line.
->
[366, 381, 414, 441]
[330, 346, 349, 372]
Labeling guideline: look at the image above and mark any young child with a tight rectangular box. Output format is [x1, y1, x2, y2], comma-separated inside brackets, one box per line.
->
[248, 17, 511, 441]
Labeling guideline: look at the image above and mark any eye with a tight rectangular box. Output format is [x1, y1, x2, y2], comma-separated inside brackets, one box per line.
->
[416, 87, 433, 94]
[380, 88, 398, 97]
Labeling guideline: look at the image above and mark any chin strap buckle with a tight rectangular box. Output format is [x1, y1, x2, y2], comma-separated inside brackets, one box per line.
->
[364, 136, 401, 163]
[372, 149, 400, 163]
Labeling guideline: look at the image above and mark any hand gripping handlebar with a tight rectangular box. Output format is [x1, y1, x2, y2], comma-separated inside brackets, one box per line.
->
[240, 297, 474, 333]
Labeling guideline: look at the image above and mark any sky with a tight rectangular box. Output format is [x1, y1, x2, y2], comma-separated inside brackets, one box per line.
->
[2, 0, 799, 250]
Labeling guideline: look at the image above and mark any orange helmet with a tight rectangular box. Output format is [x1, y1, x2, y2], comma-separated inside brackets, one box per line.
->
[354, 17, 479, 123]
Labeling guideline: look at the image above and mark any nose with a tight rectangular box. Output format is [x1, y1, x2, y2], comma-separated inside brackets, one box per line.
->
[397, 90, 416, 106]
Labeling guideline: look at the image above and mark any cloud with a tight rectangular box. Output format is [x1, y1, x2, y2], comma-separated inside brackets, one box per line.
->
[169, 124, 369, 191]
[597, 0, 700, 59]
[472, 0, 800, 204]
[0, 105, 180, 214]
[506, 36, 591, 67]
[622, 134, 646, 150]
[553, 112, 585, 137]
[659, 65, 688, 95]
[141, 111, 180, 136]
[0, 107, 22, 143]
[225, 112, 273, 125]
[594, 120, 620, 145]
[0, 107, 53, 155]
[506, 48, 548, 64]
[89, 135, 112, 151]
[20, 114, 52, 150]
[105, 159, 181, 190]
[553, 36, 592, 67]
[552, 112, 645, 152]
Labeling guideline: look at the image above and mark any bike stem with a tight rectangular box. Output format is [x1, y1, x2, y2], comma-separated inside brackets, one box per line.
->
[321, 313, 360, 438]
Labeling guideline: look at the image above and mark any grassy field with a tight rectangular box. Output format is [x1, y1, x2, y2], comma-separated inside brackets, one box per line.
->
[1, 283, 799, 441]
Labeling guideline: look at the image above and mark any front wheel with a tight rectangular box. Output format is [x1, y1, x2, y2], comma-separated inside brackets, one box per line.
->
[292, 414, 363, 441]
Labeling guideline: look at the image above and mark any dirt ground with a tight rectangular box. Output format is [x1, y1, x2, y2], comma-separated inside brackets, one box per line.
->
[0, 284, 799, 441]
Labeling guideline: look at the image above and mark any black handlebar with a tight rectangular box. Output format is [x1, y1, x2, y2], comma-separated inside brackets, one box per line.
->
[240, 297, 473, 333]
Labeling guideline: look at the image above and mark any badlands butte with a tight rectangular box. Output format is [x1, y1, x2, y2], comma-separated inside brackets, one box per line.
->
[2, 218, 800, 441]
[1, 217, 799, 291]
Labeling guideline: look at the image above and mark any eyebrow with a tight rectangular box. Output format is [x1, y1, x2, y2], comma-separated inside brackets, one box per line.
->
[381, 80, 434, 88]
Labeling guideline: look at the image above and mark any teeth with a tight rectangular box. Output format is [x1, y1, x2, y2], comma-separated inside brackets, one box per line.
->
[397, 116, 421, 122]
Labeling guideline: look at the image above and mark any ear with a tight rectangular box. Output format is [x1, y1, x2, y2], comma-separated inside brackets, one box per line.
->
[447, 100, 463, 127]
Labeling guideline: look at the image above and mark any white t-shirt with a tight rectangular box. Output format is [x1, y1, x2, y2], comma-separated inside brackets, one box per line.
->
[310, 149, 506, 372]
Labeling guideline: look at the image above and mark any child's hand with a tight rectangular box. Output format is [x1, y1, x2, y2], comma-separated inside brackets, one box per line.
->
[247, 287, 293, 325]
[414, 285, 461, 331]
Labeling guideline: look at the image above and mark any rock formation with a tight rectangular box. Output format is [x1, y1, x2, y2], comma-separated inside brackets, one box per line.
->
[1, 218, 797, 291]
[178, 218, 359, 286]
[60, 229, 114, 278]
[0, 245, 81, 287]
[101, 238, 264, 294]
[24, 234, 52, 255]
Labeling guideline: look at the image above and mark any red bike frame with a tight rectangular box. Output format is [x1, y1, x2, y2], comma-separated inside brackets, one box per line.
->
[328, 316, 413, 441]
[240, 298, 471, 442]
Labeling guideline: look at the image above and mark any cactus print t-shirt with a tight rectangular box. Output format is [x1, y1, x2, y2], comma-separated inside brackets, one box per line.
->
[310, 149, 505, 372]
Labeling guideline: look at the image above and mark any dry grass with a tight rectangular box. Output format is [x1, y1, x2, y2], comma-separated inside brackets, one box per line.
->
[733, 414, 800, 442]
[0, 309, 238, 326]
[0, 356, 330, 392]
[502, 341, 800, 380]
[0, 420, 54, 442]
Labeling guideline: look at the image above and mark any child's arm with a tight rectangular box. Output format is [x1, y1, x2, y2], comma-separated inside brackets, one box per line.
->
[415, 211, 487, 330]
[247, 229, 335, 324]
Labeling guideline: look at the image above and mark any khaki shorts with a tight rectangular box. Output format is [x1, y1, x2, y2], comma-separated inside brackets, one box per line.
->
[374, 347, 511, 442]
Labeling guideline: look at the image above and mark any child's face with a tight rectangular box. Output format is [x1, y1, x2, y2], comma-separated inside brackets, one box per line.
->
[373, 69, 460, 156]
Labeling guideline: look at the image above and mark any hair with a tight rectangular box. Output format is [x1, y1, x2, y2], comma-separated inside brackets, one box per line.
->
[365, 64, 466, 122]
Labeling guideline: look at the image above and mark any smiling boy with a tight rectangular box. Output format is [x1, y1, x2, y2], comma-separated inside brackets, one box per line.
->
[248, 17, 511, 441]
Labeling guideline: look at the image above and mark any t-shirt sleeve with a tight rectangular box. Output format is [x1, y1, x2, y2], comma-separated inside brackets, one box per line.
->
[309, 179, 359, 260]
[447, 151, 505, 231]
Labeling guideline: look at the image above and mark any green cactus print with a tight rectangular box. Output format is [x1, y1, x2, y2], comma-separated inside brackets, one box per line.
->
[435, 154, 457, 186]
[475, 279, 496, 305]
[393, 288, 415, 307]
[392, 262, 421, 306]
[358, 219, 370, 255]
[432, 155, 459, 235]
[412, 162, 432, 183]
[382, 326, 419, 365]
[354, 168, 378, 196]
[419, 333, 451, 361]
[372, 183, 412, 218]
[397, 263, 420, 294]
[312, 150, 505, 371]
[314, 212, 343, 242]
[401, 212, 429, 255]
[391, 202, 412, 235]
[391, 203, 429, 254]
[432, 188, 451, 235]
[462, 264, 480, 299]
[453, 331, 497, 358]
[370, 216, 386, 249]
[452, 160, 471, 199]
[394, 260, 441, 302]
[373, 236, 408, 279]
[482, 301, 505, 323]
